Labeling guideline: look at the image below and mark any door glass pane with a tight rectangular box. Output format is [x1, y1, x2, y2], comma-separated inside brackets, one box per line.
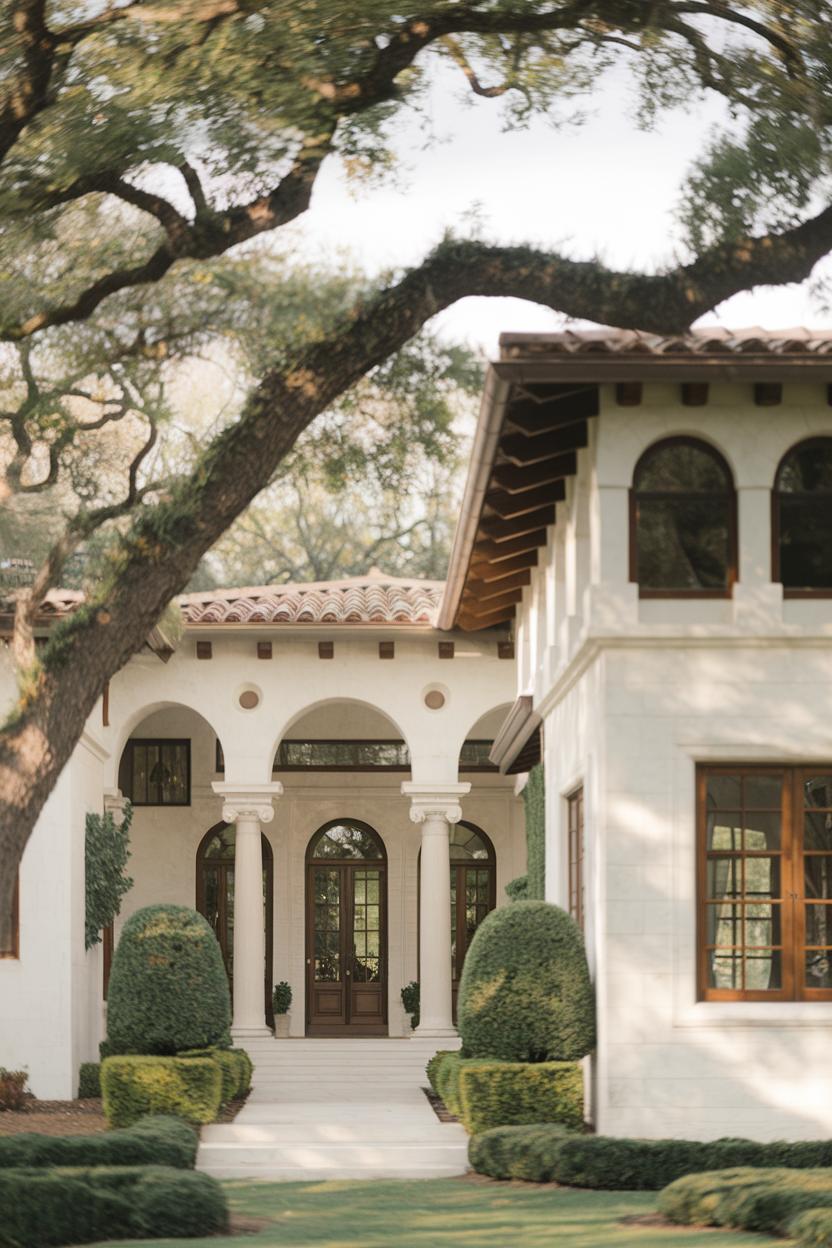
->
[744, 812, 780, 851]
[745, 950, 781, 991]
[708, 949, 742, 990]
[806, 904, 832, 946]
[352, 868, 381, 983]
[314, 868, 340, 981]
[805, 857, 832, 900]
[805, 813, 832, 852]
[744, 775, 783, 809]
[806, 951, 832, 988]
[707, 815, 742, 851]
[204, 868, 220, 937]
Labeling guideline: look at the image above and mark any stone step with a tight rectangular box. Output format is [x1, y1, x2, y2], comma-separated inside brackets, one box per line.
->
[197, 1139, 468, 1181]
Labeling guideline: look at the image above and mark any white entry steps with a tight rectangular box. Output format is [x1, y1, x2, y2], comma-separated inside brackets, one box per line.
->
[197, 1036, 467, 1181]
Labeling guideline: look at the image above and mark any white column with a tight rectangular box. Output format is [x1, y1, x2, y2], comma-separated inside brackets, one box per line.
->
[402, 783, 470, 1039]
[212, 782, 283, 1038]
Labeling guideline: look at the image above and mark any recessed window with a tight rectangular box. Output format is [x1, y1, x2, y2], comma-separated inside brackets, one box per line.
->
[0, 876, 19, 959]
[118, 739, 190, 806]
[773, 438, 832, 594]
[631, 438, 736, 597]
[698, 765, 832, 1000]
[567, 787, 585, 932]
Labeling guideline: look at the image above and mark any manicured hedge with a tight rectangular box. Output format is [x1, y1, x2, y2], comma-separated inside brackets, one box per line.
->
[792, 1208, 832, 1247]
[426, 1050, 455, 1097]
[468, 1129, 832, 1189]
[0, 1114, 197, 1170]
[469, 1124, 576, 1182]
[0, 1165, 228, 1248]
[659, 1167, 832, 1237]
[457, 900, 595, 1063]
[523, 764, 545, 900]
[77, 1063, 100, 1099]
[179, 1046, 253, 1100]
[459, 1060, 583, 1136]
[236, 1047, 253, 1094]
[106, 905, 231, 1056]
[432, 1052, 466, 1116]
[101, 1056, 222, 1128]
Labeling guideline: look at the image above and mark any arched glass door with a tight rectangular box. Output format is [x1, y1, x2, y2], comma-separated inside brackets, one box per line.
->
[196, 823, 274, 1025]
[306, 820, 387, 1035]
[420, 821, 496, 1020]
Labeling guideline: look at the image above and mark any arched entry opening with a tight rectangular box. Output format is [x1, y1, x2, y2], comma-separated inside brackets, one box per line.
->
[196, 823, 274, 1026]
[420, 821, 496, 1021]
[305, 820, 388, 1036]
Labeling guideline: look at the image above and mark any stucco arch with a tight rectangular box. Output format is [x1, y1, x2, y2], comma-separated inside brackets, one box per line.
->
[265, 697, 413, 778]
[107, 699, 229, 792]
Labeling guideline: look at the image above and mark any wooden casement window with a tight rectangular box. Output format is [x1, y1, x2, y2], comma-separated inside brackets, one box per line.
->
[0, 875, 19, 959]
[698, 765, 832, 1001]
[567, 787, 585, 931]
[118, 739, 190, 806]
[773, 438, 832, 596]
[630, 437, 737, 597]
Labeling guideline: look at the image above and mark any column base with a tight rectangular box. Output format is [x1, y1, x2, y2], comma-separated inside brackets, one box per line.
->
[231, 1025, 273, 1041]
[412, 1025, 458, 1040]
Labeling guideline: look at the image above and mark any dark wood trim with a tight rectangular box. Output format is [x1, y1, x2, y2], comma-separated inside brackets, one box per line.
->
[629, 436, 738, 598]
[457, 605, 516, 630]
[616, 382, 643, 406]
[485, 481, 566, 518]
[196, 641, 212, 659]
[500, 421, 588, 466]
[257, 641, 273, 659]
[118, 738, 191, 806]
[0, 875, 19, 959]
[681, 382, 709, 406]
[754, 382, 783, 406]
[462, 588, 523, 615]
[468, 570, 531, 600]
[567, 786, 585, 932]
[479, 506, 555, 543]
[473, 529, 547, 564]
[492, 450, 578, 494]
[504, 385, 598, 435]
[196, 822, 274, 1026]
[102, 681, 109, 728]
[469, 550, 539, 580]
[772, 436, 832, 595]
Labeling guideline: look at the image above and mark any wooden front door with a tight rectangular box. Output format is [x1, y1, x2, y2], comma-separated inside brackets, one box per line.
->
[196, 822, 274, 1026]
[306, 820, 387, 1035]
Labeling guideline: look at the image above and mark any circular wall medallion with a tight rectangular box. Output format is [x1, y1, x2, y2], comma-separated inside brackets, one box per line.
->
[238, 688, 260, 710]
[424, 689, 446, 710]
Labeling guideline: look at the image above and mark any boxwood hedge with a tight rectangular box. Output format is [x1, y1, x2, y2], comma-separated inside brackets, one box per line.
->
[0, 1114, 197, 1170]
[106, 905, 230, 1056]
[457, 900, 595, 1062]
[0, 1165, 228, 1248]
[459, 1061, 583, 1135]
[468, 1128, 832, 1189]
[659, 1167, 832, 1237]
[101, 1056, 222, 1128]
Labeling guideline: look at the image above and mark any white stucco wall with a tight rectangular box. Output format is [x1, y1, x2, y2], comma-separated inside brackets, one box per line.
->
[520, 381, 832, 1140]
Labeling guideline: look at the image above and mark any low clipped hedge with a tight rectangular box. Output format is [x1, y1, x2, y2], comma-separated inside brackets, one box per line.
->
[792, 1208, 832, 1247]
[469, 1124, 577, 1182]
[459, 1061, 583, 1135]
[0, 1115, 197, 1170]
[426, 1050, 456, 1098]
[0, 1165, 228, 1248]
[659, 1167, 832, 1238]
[468, 1129, 832, 1188]
[432, 1052, 466, 1116]
[101, 1056, 221, 1128]
[77, 1063, 100, 1099]
[236, 1047, 253, 1095]
[179, 1047, 240, 1103]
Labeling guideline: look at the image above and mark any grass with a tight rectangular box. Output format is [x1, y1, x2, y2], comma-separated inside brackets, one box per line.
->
[93, 1176, 786, 1247]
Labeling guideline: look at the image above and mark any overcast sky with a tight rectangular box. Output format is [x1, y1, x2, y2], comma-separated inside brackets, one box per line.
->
[287, 63, 830, 357]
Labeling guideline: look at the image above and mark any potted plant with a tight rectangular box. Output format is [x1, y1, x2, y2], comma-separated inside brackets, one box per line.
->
[272, 981, 292, 1038]
[400, 981, 419, 1031]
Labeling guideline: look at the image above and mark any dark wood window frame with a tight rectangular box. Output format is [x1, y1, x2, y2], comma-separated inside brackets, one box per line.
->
[119, 738, 191, 806]
[629, 435, 738, 599]
[772, 437, 832, 598]
[567, 787, 585, 931]
[697, 763, 832, 1002]
[0, 875, 19, 959]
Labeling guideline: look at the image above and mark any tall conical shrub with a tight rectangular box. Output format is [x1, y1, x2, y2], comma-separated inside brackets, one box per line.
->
[107, 905, 231, 1055]
[457, 900, 595, 1062]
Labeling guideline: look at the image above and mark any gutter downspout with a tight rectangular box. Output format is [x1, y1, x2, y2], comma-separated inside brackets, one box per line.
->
[436, 365, 513, 631]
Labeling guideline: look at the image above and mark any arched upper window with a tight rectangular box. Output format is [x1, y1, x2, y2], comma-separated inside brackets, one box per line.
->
[307, 820, 385, 861]
[630, 437, 737, 596]
[450, 822, 495, 862]
[773, 438, 832, 594]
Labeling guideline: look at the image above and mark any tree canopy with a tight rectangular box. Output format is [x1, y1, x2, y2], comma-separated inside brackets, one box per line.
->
[2, 0, 832, 946]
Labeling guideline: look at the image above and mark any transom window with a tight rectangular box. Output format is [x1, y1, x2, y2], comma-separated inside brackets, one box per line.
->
[215, 739, 495, 772]
[698, 765, 832, 1000]
[119, 739, 190, 806]
[308, 820, 385, 860]
[773, 438, 832, 594]
[631, 437, 737, 597]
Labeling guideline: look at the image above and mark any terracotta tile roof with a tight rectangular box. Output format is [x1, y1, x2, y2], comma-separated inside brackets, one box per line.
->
[179, 571, 444, 626]
[499, 326, 832, 359]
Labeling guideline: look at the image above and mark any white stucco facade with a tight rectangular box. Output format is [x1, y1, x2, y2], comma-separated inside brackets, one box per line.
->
[516, 380, 832, 1140]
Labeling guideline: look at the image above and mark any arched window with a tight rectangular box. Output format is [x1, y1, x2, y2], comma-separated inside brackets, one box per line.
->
[630, 437, 737, 596]
[773, 438, 832, 594]
[308, 821, 385, 861]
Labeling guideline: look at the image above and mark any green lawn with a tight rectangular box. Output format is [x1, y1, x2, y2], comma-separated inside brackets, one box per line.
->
[95, 1177, 786, 1247]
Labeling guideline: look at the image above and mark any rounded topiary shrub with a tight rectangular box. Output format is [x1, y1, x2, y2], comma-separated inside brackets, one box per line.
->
[457, 900, 595, 1062]
[106, 905, 231, 1055]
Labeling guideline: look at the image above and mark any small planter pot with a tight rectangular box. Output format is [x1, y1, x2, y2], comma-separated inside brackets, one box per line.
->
[274, 1013, 290, 1038]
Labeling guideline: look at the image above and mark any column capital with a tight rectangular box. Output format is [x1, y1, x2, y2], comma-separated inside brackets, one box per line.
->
[103, 789, 129, 821]
[401, 781, 471, 827]
[211, 781, 283, 825]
